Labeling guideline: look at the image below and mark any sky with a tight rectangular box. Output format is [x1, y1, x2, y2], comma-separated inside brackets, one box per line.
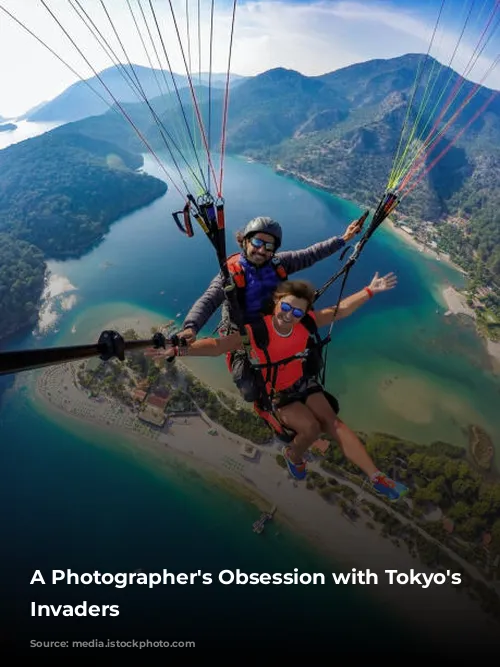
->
[0, 0, 498, 119]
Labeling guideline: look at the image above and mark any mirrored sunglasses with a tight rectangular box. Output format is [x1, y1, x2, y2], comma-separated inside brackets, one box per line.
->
[250, 237, 275, 251]
[280, 301, 305, 318]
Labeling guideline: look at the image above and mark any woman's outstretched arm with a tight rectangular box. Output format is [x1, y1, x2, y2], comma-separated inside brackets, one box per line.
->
[165, 332, 242, 358]
[315, 272, 397, 327]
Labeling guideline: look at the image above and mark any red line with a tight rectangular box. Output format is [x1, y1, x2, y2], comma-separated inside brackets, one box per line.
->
[400, 77, 483, 190]
[167, 1, 219, 194]
[218, 0, 237, 197]
[400, 1, 500, 190]
[400, 89, 499, 200]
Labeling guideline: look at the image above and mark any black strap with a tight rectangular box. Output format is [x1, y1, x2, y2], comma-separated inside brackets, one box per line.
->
[319, 265, 350, 385]
[248, 316, 321, 405]
[312, 196, 399, 384]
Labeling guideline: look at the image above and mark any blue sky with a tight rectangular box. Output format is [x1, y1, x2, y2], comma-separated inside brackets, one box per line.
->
[0, 0, 498, 118]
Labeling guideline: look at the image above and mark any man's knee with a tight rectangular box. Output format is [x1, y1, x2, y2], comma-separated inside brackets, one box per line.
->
[235, 377, 260, 402]
[231, 354, 260, 402]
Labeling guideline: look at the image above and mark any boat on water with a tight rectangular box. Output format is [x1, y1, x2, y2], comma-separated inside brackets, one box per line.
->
[252, 505, 277, 534]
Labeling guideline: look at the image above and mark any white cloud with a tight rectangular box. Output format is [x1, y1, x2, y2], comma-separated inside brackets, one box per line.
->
[324, 1, 500, 87]
[0, 0, 498, 118]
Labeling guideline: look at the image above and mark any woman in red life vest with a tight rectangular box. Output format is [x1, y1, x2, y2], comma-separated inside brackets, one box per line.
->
[163, 274, 408, 500]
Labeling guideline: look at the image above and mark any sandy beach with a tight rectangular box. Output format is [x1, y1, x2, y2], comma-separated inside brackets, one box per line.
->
[32, 315, 500, 648]
[441, 285, 475, 318]
[385, 218, 465, 271]
[441, 285, 500, 370]
[487, 339, 500, 373]
[386, 220, 500, 369]
[381, 220, 500, 376]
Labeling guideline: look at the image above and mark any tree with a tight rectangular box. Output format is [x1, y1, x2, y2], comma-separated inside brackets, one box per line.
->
[448, 501, 471, 522]
[490, 519, 500, 555]
[478, 484, 500, 517]
[421, 455, 447, 478]
[452, 477, 480, 502]
[317, 486, 333, 500]
[457, 517, 486, 542]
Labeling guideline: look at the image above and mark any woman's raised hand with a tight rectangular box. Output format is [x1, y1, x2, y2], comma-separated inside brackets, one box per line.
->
[368, 272, 398, 294]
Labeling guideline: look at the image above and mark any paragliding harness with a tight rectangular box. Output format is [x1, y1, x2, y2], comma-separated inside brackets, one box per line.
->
[244, 313, 338, 443]
[227, 252, 288, 300]
[241, 195, 398, 441]
[171, 192, 399, 441]
[222, 252, 288, 397]
[171, 193, 256, 369]
[249, 313, 324, 391]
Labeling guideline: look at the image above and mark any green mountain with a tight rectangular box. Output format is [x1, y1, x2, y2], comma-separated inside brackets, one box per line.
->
[229, 56, 500, 282]
[52, 55, 500, 280]
[0, 128, 167, 344]
[0, 234, 46, 339]
[2, 52, 499, 351]
[0, 130, 167, 257]
[220, 67, 349, 152]
[27, 64, 247, 123]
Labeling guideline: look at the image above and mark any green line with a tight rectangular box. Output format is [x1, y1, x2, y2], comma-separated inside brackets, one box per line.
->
[392, 0, 481, 186]
[387, 53, 427, 189]
[400, 57, 498, 192]
[388, 0, 446, 189]
[196, 0, 204, 189]
[395, 1, 499, 188]
[391, 56, 445, 187]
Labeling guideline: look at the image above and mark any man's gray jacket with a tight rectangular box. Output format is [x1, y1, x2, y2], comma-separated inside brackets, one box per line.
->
[182, 236, 346, 334]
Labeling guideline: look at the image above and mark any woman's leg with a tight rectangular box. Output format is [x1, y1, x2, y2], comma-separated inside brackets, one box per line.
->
[305, 391, 408, 500]
[276, 401, 322, 464]
[304, 392, 378, 477]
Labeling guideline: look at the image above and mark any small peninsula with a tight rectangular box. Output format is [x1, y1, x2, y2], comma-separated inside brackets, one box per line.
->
[0, 128, 167, 344]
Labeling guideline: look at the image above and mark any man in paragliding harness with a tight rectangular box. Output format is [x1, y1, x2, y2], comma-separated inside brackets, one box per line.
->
[178, 215, 363, 402]
[164, 276, 408, 500]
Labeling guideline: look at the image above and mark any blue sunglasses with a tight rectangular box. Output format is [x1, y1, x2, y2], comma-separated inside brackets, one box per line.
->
[250, 237, 275, 251]
[280, 301, 305, 318]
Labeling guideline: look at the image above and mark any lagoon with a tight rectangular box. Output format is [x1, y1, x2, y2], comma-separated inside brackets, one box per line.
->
[1, 146, 499, 653]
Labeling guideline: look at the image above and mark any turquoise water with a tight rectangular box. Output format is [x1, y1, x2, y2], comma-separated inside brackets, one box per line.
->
[1, 373, 413, 651]
[1, 151, 499, 652]
[26, 153, 499, 459]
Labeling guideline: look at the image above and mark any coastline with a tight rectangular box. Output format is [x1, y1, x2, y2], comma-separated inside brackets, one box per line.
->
[271, 165, 500, 373]
[486, 339, 500, 374]
[274, 164, 465, 272]
[383, 217, 500, 372]
[441, 285, 500, 371]
[441, 285, 475, 318]
[31, 315, 500, 646]
[384, 218, 465, 273]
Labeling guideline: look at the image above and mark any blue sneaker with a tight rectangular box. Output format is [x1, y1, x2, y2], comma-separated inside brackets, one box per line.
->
[371, 472, 408, 501]
[282, 446, 307, 481]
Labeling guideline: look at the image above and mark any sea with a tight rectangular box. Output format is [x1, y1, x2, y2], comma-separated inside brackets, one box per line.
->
[1, 124, 499, 655]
